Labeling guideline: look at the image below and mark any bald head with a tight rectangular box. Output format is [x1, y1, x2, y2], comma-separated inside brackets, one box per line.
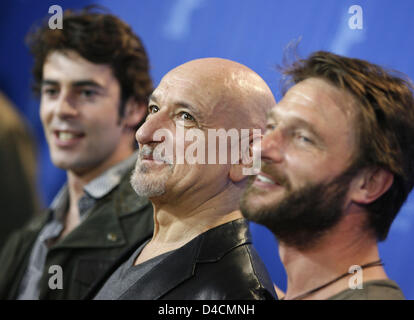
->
[159, 58, 276, 131]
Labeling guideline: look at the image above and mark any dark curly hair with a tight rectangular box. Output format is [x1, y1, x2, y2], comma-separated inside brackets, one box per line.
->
[281, 50, 414, 241]
[26, 6, 153, 127]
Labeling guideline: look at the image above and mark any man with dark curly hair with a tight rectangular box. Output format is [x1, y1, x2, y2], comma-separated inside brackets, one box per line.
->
[0, 7, 154, 300]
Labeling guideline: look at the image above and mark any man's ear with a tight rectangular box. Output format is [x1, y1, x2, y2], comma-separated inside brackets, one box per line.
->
[121, 98, 147, 130]
[229, 163, 248, 183]
[229, 133, 258, 183]
[350, 167, 394, 205]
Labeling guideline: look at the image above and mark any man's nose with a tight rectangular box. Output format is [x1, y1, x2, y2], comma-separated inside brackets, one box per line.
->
[260, 129, 284, 164]
[135, 111, 169, 145]
[55, 91, 78, 119]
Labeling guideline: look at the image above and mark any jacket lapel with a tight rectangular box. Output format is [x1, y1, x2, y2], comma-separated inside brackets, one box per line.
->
[118, 235, 203, 300]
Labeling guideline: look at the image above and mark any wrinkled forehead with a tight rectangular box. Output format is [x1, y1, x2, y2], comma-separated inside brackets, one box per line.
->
[153, 68, 225, 116]
[158, 70, 212, 93]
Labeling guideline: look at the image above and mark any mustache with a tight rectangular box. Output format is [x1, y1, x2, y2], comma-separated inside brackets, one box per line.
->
[260, 164, 291, 189]
[138, 145, 173, 165]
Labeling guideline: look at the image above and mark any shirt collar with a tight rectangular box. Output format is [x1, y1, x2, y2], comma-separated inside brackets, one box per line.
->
[49, 151, 138, 219]
[83, 151, 138, 199]
[49, 184, 69, 222]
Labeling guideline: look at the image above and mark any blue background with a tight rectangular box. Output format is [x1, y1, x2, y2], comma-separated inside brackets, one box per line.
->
[1, 0, 413, 299]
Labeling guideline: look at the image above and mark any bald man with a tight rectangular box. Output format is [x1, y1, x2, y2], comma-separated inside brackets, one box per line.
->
[87, 58, 278, 300]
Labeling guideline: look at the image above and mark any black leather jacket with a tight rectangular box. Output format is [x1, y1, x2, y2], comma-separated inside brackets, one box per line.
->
[86, 218, 277, 300]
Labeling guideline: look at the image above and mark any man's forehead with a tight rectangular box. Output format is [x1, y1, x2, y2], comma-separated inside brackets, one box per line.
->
[152, 70, 222, 111]
[276, 78, 356, 121]
[43, 50, 115, 84]
[155, 74, 199, 96]
[161, 71, 199, 86]
[160, 67, 221, 89]
[285, 79, 336, 105]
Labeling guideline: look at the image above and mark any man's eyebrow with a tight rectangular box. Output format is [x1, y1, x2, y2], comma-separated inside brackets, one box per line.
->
[71, 80, 104, 89]
[271, 111, 324, 140]
[148, 93, 158, 103]
[290, 117, 323, 139]
[267, 109, 277, 121]
[41, 79, 104, 89]
[148, 94, 204, 120]
[174, 101, 203, 120]
[41, 79, 59, 87]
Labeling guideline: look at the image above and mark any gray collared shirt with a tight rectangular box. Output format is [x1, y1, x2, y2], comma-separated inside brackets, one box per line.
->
[17, 152, 138, 300]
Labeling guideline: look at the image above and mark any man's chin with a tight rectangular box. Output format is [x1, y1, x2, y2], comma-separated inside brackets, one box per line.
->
[136, 161, 173, 175]
[243, 184, 283, 208]
[130, 169, 171, 198]
[50, 157, 78, 171]
[51, 153, 103, 175]
[241, 189, 275, 222]
[131, 181, 167, 198]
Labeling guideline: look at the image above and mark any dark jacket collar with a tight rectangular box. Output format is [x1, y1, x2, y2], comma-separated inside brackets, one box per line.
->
[123, 218, 251, 300]
[197, 218, 251, 262]
[86, 218, 252, 299]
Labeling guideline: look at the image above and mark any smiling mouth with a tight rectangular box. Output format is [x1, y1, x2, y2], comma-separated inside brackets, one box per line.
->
[142, 154, 154, 161]
[53, 130, 85, 145]
[253, 172, 283, 190]
[139, 153, 168, 165]
[256, 174, 276, 185]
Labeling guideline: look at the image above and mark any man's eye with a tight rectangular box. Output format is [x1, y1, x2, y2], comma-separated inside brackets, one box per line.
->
[148, 105, 159, 114]
[43, 88, 59, 97]
[179, 112, 195, 121]
[80, 89, 97, 98]
[266, 123, 277, 132]
[297, 133, 313, 144]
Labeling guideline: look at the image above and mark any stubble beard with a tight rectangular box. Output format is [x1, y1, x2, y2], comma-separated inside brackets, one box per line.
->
[240, 167, 358, 250]
[130, 159, 173, 198]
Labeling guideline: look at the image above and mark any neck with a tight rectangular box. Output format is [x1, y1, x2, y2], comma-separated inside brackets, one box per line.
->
[61, 141, 134, 237]
[280, 212, 388, 300]
[66, 144, 134, 209]
[144, 182, 244, 256]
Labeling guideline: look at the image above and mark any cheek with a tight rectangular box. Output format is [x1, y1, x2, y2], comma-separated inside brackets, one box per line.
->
[85, 107, 120, 130]
[95, 119, 123, 142]
[172, 164, 200, 181]
[287, 152, 351, 190]
[285, 153, 327, 186]
[174, 133, 186, 161]
[39, 102, 52, 126]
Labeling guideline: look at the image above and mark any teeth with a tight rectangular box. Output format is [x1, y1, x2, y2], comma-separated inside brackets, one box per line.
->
[257, 174, 275, 185]
[58, 132, 76, 141]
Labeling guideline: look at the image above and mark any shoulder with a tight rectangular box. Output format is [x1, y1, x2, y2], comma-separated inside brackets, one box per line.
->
[0, 210, 50, 298]
[175, 219, 277, 300]
[193, 243, 276, 299]
[1, 209, 49, 254]
[328, 280, 406, 300]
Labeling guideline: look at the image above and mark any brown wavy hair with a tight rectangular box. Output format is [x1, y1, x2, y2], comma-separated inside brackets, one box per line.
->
[281, 50, 414, 241]
[26, 6, 153, 127]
